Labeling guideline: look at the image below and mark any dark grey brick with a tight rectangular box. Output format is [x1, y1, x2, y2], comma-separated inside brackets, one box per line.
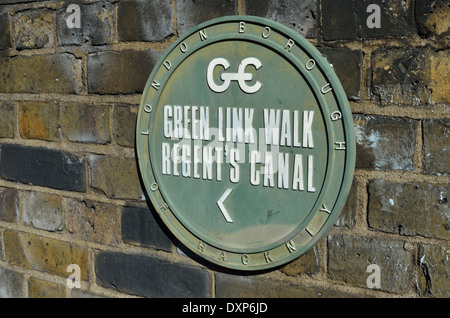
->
[368, 180, 450, 240]
[0, 102, 15, 138]
[121, 204, 174, 252]
[318, 47, 362, 100]
[95, 251, 210, 297]
[0, 144, 86, 192]
[353, 115, 417, 171]
[423, 119, 450, 175]
[0, 232, 3, 261]
[176, 0, 238, 36]
[328, 235, 414, 293]
[62, 103, 111, 144]
[57, 1, 113, 46]
[0, 187, 18, 223]
[356, 0, 413, 39]
[334, 179, 356, 228]
[118, 0, 174, 42]
[0, 0, 34, 3]
[112, 105, 137, 148]
[322, 0, 358, 40]
[322, 0, 413, 40]
[0, 12, 11, 50]
[0, 267, 24, 298]
[215, 272, 359, 297]
[246, 0, 318, 38]
[87, 50, 160, 94]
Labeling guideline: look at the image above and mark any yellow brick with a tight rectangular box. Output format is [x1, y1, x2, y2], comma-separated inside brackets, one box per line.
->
[427, 50, 450, 104]
[19, 101, 60, 141]
[4, 230, 88, 280]
[28, 277, 65, 298]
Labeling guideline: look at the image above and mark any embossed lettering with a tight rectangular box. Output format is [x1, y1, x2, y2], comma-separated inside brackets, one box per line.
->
[321, 83, 332, 94]
[179, 42, 188, 53]
[305, 59, 316, 70]
[199, 29, 207, 41]
[262, 26, 270, 38]
[285, 39, 295, 52]
[239, 21, 245, 33]
[320, 204, 330, 214]
[330, 111, 342, 121]
[163, 60, 171, 70]
[144, 104, 152, 113]
[264, 251, 274, 263]
[151, 80, 160, 91]
[286, 240, 296, 253]
[334, 141, 346, 150]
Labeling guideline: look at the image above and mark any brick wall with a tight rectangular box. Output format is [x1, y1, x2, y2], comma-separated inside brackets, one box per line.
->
[0, 0, 448, 298]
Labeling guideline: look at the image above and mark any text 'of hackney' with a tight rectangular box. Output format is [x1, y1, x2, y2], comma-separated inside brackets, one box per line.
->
[136, 16, 355, 271]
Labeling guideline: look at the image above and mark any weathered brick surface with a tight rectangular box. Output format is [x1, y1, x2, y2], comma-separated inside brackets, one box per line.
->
[0, 102, 15, 138]
[62, 103, 111, 144]
[322, 0, 357, 40]
[0, 54, 81, 94]
[0, 231, 3, 261]
[95, 251, 210, 297]
[121, 204, 173, 251]
[57, 2, 113, 46]
[322, 0, 413, 40]
[327, 235, 414, 293]
[22, 191, 63, 232]
[87, 50, 159, 94]
[353, 115, 416, 171]
[368, 180, 450, 240]
[358, 0, 413, 38]
[415, 0, 450, 38]
[318, 47, 362, 100]
[28, 277, 65, 298]
[334, 179, 357, 228]
[0, 267, 25, 298]
[0, 144, 86, 192]
[0, 11, 11, 50]
[13, 9, 55, 50]
[118, 0, 174, 42]
[0, 0, 35, 4]
[418, 244, 450, 297]
[246, 0, 318, 38]
[175, 0, 238, 36]
[65, 198, 118, 245]
[215, 272, 359, 297]
[0, 187, 18, 223]
[279, 246, 320, 277]
[19, 101, 60, 141]
[89, 155, 143, 199]
[70, 289, 105, 298]
[112, 105, 137, 147]
[423, 119, 450, 175]
[3, 230, 88, 280]
[371, 48, 450, 106]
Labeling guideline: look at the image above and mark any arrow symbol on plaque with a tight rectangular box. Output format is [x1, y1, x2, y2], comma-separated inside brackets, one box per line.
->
[217, 188, 233, 223]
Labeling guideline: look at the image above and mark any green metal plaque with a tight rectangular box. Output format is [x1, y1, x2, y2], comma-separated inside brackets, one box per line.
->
[136, 16, 355, 271]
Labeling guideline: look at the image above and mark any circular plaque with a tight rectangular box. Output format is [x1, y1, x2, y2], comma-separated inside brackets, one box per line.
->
[136, 16, 355, 270]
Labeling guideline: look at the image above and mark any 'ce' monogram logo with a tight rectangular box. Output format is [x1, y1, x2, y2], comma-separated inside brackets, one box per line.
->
[207, 57, 262, 94]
